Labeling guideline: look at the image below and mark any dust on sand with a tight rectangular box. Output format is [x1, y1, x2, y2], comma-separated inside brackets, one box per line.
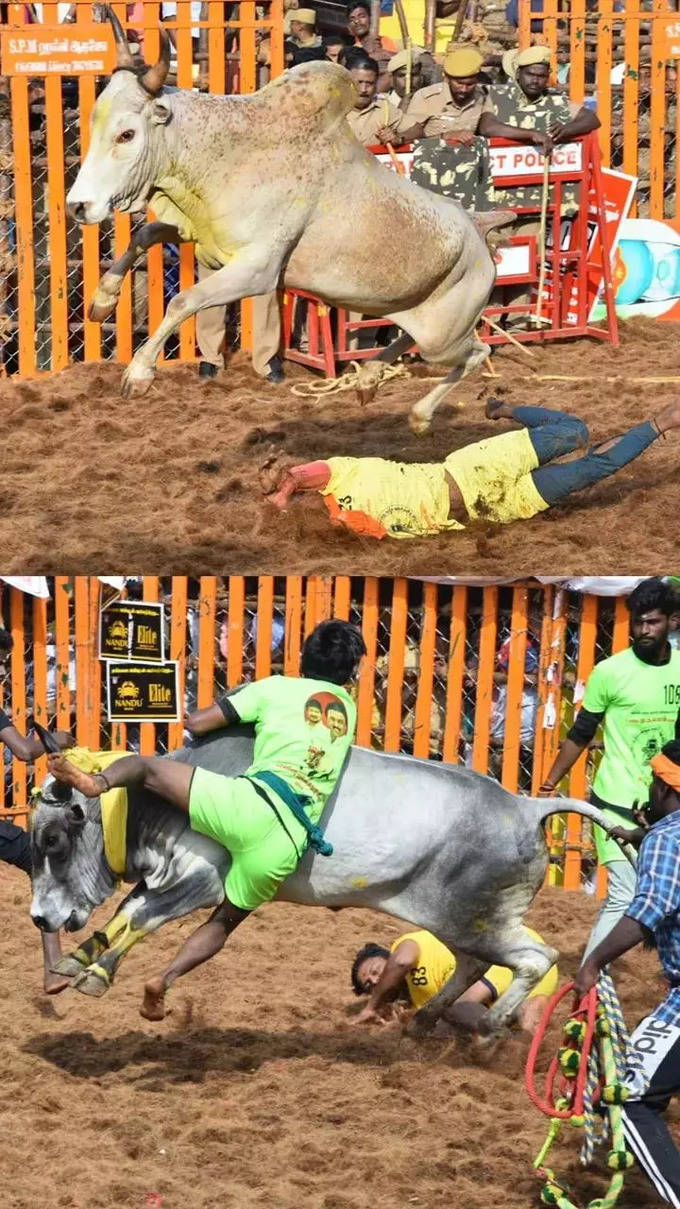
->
[1, 872, 676, 1209]
[2, 319, 679, 574]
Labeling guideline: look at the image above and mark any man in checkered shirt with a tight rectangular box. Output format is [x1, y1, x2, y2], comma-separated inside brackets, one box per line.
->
[576, 729, 680, 1207]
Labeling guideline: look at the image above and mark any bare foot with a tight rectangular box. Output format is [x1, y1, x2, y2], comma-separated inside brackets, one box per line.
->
[654, 402, 680, 433]
[141, 975, 167, 1021]
[47, 754, 102, 797]
[44, 971, 72, 994]
[258, 450, 291, 497]
[485, 396, 510, 421]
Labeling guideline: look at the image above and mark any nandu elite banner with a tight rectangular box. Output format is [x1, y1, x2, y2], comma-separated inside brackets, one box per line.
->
[106, 662, 180, 723]
[99, 601, 166, 664]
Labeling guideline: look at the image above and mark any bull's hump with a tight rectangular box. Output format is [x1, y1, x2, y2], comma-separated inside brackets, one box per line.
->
[260, 61, 356, 125]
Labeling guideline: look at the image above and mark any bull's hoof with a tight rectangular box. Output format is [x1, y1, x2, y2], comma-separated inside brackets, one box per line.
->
[71, 965, 111, 997]
[354, 361, 385, 407]
[406, 1009, 436, 1039]
[88, 297, 118, 323]
[408, 410, 431, 437]
[52, 953, 89, 977]
[122, 365, 154, 399]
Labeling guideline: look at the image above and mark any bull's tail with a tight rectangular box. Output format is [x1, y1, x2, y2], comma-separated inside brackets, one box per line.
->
[529, 795, 637, 867]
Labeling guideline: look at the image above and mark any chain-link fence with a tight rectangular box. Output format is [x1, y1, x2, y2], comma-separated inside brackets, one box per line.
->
[0, 575, 652, 893]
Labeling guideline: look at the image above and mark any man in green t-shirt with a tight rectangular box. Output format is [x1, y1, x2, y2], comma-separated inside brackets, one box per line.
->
[541, 578, 680, 958]
[48, 619, 366, 1018]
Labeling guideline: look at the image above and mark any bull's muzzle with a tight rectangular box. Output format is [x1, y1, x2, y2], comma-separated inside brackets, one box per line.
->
[68, 199, 89, 223]
[31, 912, 50, 932]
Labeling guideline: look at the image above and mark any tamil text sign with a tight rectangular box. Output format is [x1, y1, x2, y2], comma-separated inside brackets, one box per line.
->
[1, 25, 115, 76]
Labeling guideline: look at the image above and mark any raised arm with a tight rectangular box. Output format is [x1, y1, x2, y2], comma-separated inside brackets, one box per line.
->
[0, 713, 72, 762]
[185, 700, 234, 737]
[354, 938, 420, 1023]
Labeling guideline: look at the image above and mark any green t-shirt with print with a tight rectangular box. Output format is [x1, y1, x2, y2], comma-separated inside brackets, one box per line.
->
[226, 674, 356, 822]
[583, 646, 680, 862]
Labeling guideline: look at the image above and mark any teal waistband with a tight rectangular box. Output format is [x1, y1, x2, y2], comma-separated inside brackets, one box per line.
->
[247, 770, 333, 857]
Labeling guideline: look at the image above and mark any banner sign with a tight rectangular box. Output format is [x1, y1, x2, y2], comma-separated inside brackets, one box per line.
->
[1, 25, 115, 76]
[661, 18, 680, 58]
[106, 662, 180, 722]
[489, 142, 582, 179]
[99, 601, 166, 664]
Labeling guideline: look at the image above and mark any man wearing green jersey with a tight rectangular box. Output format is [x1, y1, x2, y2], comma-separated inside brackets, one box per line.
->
[541, 578, 680, 959]
[49, 619, 366, 1019]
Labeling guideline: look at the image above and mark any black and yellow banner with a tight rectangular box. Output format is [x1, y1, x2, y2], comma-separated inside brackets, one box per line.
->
[99, 601, 165, 663]
[106, 662, 179, 722]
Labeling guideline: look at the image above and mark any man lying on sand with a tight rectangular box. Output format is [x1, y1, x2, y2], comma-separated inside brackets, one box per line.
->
[350, 927, 558, 1034]
[260, 399, 680, 540]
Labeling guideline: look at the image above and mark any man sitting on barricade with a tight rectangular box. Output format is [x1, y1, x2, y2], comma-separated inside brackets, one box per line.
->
[260, 398, 680, 540]
[408, 49, 495, 211]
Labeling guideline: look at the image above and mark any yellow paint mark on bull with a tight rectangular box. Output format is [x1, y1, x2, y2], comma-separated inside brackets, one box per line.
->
[471, 917, 489, 932]
[351, 876, 368, 888]
[93, 93, 112, 132]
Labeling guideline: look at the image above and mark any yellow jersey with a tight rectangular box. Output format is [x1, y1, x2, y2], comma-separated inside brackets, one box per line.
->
[391, 927, 559, 1010]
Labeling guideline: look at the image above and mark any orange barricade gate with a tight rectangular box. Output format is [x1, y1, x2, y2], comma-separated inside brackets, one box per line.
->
[1, 576, 635, 898]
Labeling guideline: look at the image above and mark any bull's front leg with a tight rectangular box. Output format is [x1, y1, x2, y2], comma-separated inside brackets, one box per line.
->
[71, 869, 224, 997]
[121, 253, 284, 398]
[51, 885, 141, 979]
[406, 952, 487, 1038]
[89, 221, 180, 323]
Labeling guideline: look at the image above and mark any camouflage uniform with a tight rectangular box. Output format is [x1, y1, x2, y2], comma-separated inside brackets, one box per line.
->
[408, 83, 495, 210]
[411, 136, 496, 209]
[484, 81, 582, 215]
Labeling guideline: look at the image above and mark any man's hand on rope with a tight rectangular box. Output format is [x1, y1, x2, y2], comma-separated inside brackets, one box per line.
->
[573, 958, 599, 1004]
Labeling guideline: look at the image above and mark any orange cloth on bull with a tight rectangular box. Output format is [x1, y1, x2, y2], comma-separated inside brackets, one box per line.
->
[651, 752, 680, 793]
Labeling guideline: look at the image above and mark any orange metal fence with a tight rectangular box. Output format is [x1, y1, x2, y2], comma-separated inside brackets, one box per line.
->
[0, 1, 283, 376]
[0, 575, 636, 895]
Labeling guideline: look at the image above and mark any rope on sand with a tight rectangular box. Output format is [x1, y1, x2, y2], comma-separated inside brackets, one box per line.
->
[289, 360, 414, 398]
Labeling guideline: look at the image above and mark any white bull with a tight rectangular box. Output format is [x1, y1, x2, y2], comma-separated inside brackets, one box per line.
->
[29, 728, 630, 1036]
[66, 12, 510, 434]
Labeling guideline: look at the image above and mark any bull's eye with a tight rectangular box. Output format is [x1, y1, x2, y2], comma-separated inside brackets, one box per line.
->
[116, 128, 135, 144]
[45, 834, 60, 850]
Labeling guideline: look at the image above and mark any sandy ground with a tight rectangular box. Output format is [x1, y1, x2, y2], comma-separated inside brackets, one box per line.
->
[1, 872, 676, 1209]
[2, 319, 679, 575]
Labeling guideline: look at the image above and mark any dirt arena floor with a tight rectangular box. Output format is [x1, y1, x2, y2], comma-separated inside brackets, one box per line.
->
[2, 319, 679, 575]
[1, 873, 676, 1209]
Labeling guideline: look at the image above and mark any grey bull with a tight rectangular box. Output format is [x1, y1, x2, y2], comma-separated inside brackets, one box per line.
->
[30, 730, 628, 1034]
[65, 13, 512, 434]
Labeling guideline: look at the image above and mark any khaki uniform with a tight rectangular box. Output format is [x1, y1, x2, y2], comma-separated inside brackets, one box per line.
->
[406, 82, 488, 138]
[196, 262, 281, 378]
[346, 98, 414, 146]
[411, 135, 495, 210]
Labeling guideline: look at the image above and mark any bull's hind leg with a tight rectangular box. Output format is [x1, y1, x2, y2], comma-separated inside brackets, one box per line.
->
[407, 953, 488, 1038]
[89, 222, 180, 322]
[408, 339, 490, 436]
[472, 926, 558, 1037]
[354, 331, 415, 404]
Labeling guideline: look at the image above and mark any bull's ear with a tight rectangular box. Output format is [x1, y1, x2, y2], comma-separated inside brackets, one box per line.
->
[66, 802, 86, 826]
[150, 97, 172, 125]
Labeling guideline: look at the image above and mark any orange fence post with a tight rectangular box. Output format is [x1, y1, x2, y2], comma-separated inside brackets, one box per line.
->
[168, 576, 188, 749]
[500, 585, 529, 793]
[284, 577, 303, 677]
[564, 593, 598, 890]
[255, 576, 275, 680]
[532, 585, 554, 794]
[596, 0, 614, 167]
[383, 579, 408, 753]
[612, 595, 630, 652]
[44, 72, 69, 370]
[441, 585, 467, 765]
[32, 596, 49, 787]
[650, 0, 666, 219]
[74, 577, 95, 748]
[356, 578, 379, 749]
[54, 576, 72, 736]
[11, 77, 36, 377]
[412, 582, 437, 759]
[78, 72, 102, 362]
[471, 587, 498, 774]
[139, 576, 160, 755]
[227, 576, 246, 687]
[569, 0, 586, 105]
[334, 577, 351, 620]
[622, 0, 640, 199]
[9, 589, 27, 808]
[197, 576, 218, 709]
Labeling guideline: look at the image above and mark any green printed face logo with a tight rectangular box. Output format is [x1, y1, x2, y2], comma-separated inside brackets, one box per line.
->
[631, 727, 664, 768]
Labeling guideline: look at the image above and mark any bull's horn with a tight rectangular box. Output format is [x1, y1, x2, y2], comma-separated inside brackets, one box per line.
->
[27, 715, 62, 755]
[140, 29, 171, 95]
[106, 6, 136, 70]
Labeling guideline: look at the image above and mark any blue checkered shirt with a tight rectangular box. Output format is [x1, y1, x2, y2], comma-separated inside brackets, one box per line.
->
[627, 811, 680, 1026]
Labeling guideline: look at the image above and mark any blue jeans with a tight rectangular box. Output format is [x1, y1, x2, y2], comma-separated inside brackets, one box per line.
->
[509, 405, 660, 506]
